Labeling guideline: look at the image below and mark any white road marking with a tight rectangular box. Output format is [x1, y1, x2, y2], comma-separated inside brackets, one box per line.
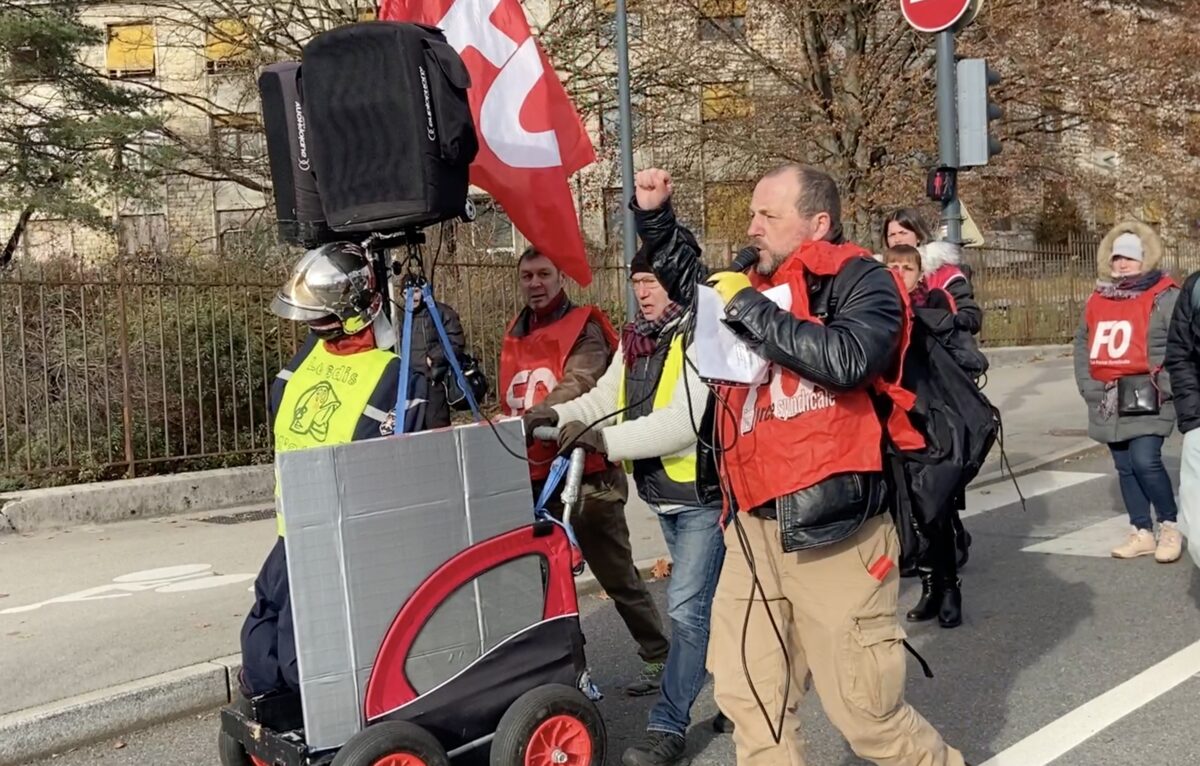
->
[979, 639, 1200, 766]
[1021, 514, 1131, 558]
[964, 471, 1107, 519]
[0, 564, 257, 615]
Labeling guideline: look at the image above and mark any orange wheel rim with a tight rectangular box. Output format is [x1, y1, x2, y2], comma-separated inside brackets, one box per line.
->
[524, 714, 592, 766]
[371, 754, 427, 766]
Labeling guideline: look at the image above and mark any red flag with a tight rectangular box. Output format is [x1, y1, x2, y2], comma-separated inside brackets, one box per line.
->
[379, 0, 597, 285]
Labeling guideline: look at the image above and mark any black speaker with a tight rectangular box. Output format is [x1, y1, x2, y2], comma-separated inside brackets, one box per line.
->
[258, 62, 333, 248]
[300, 22, 479, 234]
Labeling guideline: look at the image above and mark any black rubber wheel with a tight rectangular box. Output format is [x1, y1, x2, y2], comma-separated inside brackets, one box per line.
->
[490, 684, 606, 766]
[218, 730, 252, 766]
[330, 721, 450, 766]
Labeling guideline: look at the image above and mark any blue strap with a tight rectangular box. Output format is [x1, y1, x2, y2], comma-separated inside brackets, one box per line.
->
[533, 456, 582, 551]
[394, 285, 416, 436]
[534, 456, 570, 513]
[423, 282, 482, 421]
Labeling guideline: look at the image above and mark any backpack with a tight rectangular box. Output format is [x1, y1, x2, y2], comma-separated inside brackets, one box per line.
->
[883, 314, 1000, 573]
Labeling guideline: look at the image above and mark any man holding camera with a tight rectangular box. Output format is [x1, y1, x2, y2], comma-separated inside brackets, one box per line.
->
[634, 167, 966, 766]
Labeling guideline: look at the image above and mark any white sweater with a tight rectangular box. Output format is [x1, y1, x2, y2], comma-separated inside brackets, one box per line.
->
[551, 341, 708, 463]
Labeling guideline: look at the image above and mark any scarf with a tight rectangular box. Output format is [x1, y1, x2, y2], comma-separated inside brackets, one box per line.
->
[909, 283, 930, 308]
[622, 302, 683, 365]
[1094, 270, 1164, 300]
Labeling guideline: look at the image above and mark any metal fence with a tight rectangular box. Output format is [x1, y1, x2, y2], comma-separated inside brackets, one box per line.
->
[0, 261, 303, 489]
[4, 236, 1199, 487]
[964, 236, 1200, 347]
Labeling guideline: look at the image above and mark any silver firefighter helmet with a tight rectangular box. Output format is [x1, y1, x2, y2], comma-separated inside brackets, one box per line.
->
[271, 242, 381, 336]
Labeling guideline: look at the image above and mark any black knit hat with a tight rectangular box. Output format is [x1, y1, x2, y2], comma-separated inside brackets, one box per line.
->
[630, 247, 653, 277]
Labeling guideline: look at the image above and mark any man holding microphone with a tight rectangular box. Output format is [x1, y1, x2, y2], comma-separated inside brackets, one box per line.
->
[632, 167, 967, 766]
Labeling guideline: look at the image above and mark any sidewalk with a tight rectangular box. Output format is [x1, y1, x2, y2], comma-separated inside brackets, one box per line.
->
[0, 349, 1091, 764]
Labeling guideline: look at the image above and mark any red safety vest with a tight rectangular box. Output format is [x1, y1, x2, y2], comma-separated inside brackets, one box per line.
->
[1085, 276, 1176, 383]
[500, 305, 618, 481]
[719, 242, 923, 512]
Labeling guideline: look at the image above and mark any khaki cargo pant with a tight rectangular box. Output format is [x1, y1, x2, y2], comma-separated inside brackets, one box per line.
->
[708, 513, 965, 766]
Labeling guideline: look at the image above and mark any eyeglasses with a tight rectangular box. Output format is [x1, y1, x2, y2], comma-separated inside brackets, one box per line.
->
[629, 275, 660, 287]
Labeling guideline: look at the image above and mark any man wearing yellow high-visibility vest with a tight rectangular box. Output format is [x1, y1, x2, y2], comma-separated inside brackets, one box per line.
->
[546, 251, 724, 766]
[239, 242, 428, 699]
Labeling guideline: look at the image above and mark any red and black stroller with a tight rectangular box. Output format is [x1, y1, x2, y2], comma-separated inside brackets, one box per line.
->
[219, 430, 604, 766]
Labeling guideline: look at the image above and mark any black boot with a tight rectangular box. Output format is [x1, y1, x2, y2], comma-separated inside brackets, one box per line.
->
[905, 570, 941, 622]
[622, 731, 690, 766]
[711, 711, 734, 734]
[939, 578, 963, 628]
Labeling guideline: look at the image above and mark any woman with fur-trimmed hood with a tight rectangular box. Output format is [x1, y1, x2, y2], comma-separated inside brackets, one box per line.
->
[918, 240, 983, 335]
[1073, 221, 1183, 563]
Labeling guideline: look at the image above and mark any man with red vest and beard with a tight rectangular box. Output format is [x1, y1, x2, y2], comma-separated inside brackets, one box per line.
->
[502, 247, 671, 695]
[633, 167, 967, 766]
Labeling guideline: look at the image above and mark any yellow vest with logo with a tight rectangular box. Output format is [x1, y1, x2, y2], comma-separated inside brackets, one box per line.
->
[273, 340, 395, 536]
[616, 334, 697, 482]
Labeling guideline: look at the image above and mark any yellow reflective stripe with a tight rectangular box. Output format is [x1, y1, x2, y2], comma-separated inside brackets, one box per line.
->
[618, 335, 696, 482]
[658, 336, 696, 482]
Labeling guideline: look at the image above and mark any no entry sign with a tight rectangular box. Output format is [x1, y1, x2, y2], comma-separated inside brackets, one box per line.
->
[900, 0, 974, 33]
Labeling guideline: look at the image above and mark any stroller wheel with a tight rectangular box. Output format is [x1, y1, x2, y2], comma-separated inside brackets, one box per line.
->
[218, 730, 252, 766]
[331, 721, 449, 766]
[490, 684, 606, 766]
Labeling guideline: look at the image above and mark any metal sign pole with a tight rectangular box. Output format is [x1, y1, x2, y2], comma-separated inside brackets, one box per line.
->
[614, 0, 637, 321]
[936, 29, 963, 245]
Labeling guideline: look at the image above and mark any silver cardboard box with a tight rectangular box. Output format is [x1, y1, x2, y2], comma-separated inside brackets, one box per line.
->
[278, 418, 534, 750]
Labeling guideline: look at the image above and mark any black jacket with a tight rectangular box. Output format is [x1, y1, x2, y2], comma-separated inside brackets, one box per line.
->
[920, 242, 982, 335]
[917, 289, 988, 380]
[407, 300, 466, 380]
[943, 277, 982, 335]
[406, 300, 465, 428]
[634, 200, 901, 551]
[1165, 271, 1200, 434]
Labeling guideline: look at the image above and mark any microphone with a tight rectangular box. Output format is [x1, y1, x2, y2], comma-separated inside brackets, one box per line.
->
[730, 247, 759, 273]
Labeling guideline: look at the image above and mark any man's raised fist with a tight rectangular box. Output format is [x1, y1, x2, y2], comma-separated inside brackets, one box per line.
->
[635, 168, 673, 211]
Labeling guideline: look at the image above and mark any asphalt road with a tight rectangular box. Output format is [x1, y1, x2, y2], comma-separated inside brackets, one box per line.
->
[26, 446, 1200, 766]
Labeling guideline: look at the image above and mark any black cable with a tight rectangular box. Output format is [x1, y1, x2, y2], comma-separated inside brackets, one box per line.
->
[672, 299, 794, 745]
[387, 290, 664, 467]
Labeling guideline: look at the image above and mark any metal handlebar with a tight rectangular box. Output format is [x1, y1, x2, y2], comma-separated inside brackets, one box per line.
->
[560, 447, 586, 512]
[529, 425, 587, 529]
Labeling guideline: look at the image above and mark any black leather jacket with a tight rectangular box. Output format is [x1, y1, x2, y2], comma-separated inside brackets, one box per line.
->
[1166, 271, 1200, 434]
[634, 199, 903, 551]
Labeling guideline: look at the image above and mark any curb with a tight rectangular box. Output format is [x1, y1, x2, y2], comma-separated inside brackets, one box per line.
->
[575, 554, 670, 598]
[971, 438, 1102, 489]
[982, 344, 1072, 368]
[1, 559, 673, 765]
[0, 654, 242, 766]
[0, 466, 272, 535]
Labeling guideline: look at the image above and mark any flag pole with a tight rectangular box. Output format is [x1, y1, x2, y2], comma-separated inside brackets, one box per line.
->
[614, 0, 636, 321]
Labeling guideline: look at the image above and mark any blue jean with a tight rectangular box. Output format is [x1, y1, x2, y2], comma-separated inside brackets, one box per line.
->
[1109, 435, 1178, 530]
[647, 504, 725, 737]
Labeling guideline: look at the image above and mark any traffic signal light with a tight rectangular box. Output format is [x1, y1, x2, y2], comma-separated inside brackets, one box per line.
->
[957, 58, 1002, 167]
[926, 166, 957, 203]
